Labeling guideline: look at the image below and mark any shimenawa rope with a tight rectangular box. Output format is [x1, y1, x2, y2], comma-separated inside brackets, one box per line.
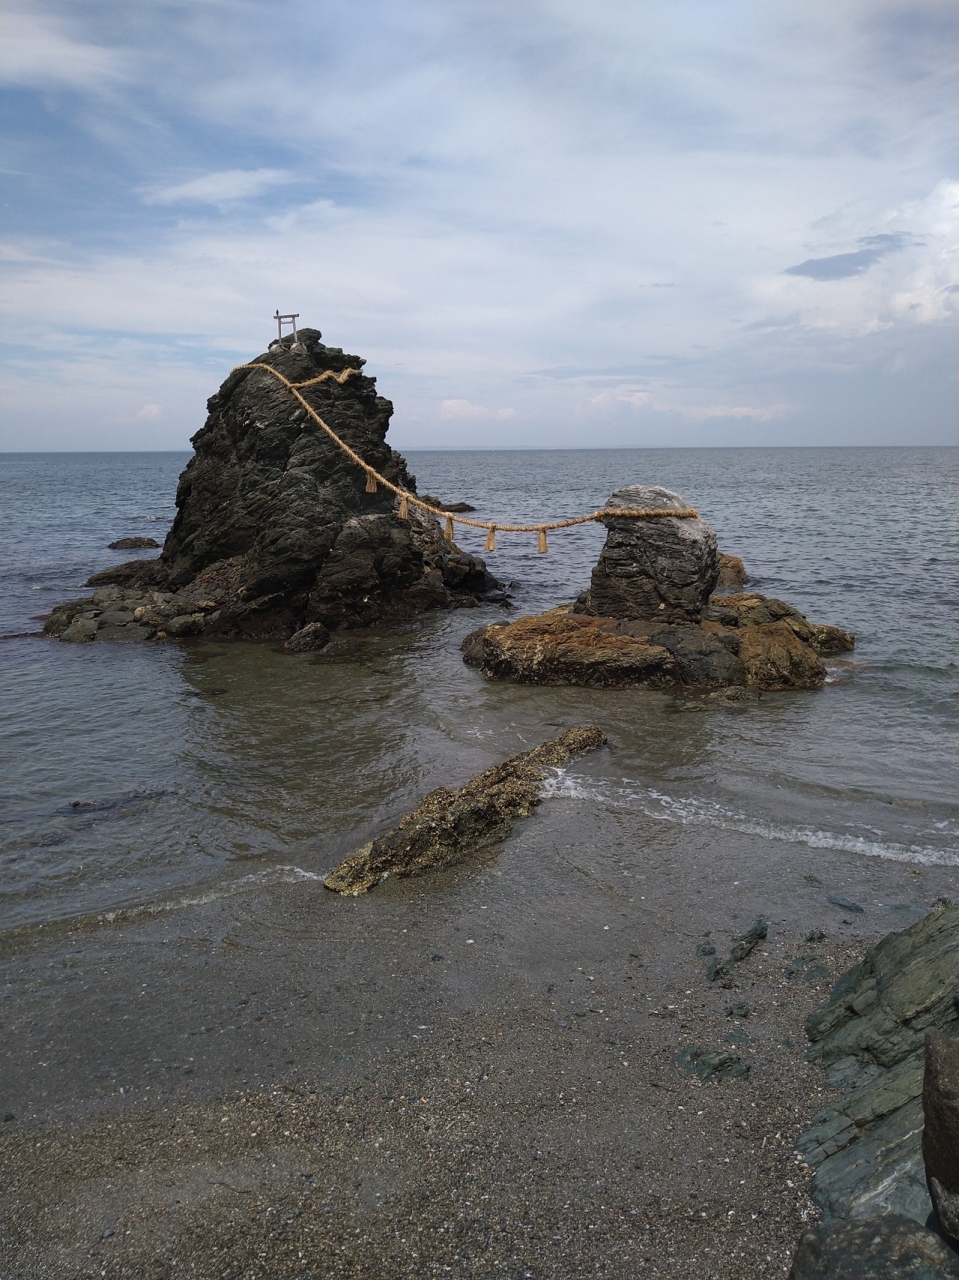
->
[233, 362, 699, 553]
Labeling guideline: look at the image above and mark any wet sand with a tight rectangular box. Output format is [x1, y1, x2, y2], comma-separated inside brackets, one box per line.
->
[2, 803, 956, 1279]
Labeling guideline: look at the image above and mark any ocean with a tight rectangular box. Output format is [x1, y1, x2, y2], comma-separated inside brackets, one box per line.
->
[1, 446, 957, 935]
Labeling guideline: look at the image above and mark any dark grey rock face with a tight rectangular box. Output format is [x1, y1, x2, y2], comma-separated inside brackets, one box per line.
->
[924, 1030, 959, 1245]
[796, 899, 959, 1224]
[788, 1214, 959, 1279]
[74, 329, 496, 640]
[581, 485, 719, 624]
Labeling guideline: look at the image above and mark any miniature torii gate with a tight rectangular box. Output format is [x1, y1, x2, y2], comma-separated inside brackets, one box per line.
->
[273, 311, 299, 342]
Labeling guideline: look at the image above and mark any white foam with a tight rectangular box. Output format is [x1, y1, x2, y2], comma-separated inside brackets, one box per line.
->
[98, 863, 328, 925]
[541, 771, 959, 867]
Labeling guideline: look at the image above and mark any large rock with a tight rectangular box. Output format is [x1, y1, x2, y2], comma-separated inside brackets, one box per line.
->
[796, 899, 959, 1224]
[325, 725, 607, 895]
[463, 591, 850, 691]
[54, 329, 496, 641]
[461, 609, 678, 688]
[580, 485, 719, 624]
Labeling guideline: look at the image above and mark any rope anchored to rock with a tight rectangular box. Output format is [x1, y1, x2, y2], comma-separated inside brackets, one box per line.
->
[235, 362, 699, 553]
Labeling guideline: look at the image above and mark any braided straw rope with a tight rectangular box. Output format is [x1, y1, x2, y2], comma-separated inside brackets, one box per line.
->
[233, 362, 699, 551]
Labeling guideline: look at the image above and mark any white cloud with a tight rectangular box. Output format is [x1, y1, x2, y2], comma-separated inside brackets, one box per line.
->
[143, 169, 296, 207]
[0, 8, 127, 91]
[684, 404, 789, 422]
[440, 399, 515, 420]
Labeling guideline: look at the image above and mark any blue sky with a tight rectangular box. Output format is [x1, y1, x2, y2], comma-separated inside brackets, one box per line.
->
[1, 1, 956, 450]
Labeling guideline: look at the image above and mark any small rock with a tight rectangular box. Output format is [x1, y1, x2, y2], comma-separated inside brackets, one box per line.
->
[166, 613, 205, 638]
[107, 536, 160, 550]
[728, 917, 768, 962]
[696, 942, 717, 956]
[827, 894, 864, 914]
[788, 1213, 959, 1278]
[805, 929, 827, 943]
[2, 1112, 13, 1122]
[60, 617, 99, 643]
[726, 1002, 751, 1019]
[675, 1046, 750, 1082]
[284, 622, 331, 653]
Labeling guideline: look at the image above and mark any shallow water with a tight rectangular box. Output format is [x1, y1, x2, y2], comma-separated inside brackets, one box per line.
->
[1, 447, 956, 932]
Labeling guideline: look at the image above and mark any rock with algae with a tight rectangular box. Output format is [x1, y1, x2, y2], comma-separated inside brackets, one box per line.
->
[324, 725, 607, 895]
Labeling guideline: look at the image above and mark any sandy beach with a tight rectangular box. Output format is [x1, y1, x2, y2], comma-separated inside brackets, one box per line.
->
[3, 801, 956, 1279]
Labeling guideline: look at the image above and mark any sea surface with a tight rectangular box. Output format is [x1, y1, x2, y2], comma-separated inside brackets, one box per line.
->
[1, 447, 957, 934]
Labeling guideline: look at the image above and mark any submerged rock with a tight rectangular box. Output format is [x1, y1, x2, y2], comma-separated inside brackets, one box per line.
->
[578, 484, 719, 624]
[107, 536, 160, 550]
[796, 899, 959, 1224]
[324, 725, 607, 895]
[47, 329, 497, 643]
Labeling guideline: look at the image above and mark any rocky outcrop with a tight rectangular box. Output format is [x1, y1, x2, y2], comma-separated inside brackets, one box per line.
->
[46, 329, 497, 643]
[463, 592, 851, 691]
[796, 899, 959, 1226]
[324, 726, 607, 895]
[577, 485, 719, 624]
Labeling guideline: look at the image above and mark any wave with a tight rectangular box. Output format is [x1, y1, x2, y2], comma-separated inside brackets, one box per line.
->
[541, 771, 959, 867]
[1, 863, 329, 939]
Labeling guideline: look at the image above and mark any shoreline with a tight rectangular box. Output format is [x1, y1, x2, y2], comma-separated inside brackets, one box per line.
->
[3, 805, 958, 1278]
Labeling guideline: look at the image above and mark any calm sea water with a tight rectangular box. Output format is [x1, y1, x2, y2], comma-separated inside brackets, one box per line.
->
[1, 447, 956, 932]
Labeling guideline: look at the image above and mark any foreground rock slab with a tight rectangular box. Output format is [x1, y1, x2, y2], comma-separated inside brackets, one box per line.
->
[796, 898, 959, 1224]
[789, 1213, 959, 1279]
[324, 726, 606, 895]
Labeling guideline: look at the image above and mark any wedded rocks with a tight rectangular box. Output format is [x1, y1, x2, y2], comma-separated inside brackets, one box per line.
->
[324, 725, 607, 895]
[580, 485, 719, 624]
[49, 328, 497, 643]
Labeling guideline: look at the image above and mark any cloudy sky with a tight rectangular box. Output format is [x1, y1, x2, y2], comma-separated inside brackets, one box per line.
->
[1, 0, 956, 450]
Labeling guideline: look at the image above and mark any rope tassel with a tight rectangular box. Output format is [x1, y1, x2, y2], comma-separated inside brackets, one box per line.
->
[485, 526, 496, 552]
[365, 470, 377, 493]
[537, 529, 548, 554]
[444, 515, 455, 541]
[398, 494, 409, 520]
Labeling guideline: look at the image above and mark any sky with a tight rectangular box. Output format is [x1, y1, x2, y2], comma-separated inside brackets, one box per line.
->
[1, 0, 957, 451]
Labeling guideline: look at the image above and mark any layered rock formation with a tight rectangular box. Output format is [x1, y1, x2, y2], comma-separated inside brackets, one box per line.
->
[325, 726, 607, 895]
[579, 484, 719, 624]
[45, 329, 497, 643]
[789, 901, 959, 1277]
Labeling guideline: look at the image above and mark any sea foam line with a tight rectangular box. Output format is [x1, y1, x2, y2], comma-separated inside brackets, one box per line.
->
[97, 864, 329, 925]
[541, 771, 959, 867]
